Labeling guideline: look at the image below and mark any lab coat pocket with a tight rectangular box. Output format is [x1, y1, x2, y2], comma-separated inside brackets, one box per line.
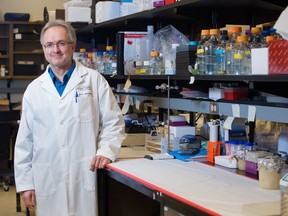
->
[77, 94, 95, 122]
[32, 163, 56, 197]
[82, 158, 96, 192]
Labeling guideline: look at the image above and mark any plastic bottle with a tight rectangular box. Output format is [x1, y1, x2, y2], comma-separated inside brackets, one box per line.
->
[196, 29, 210, 74]
[233, 35, 251, 75]
[204, 29, 221, 75]
[215, 30, 229, 75]
[139, 25, 155, 62]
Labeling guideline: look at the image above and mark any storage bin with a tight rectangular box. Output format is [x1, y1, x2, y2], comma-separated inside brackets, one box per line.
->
[223, 87, 248, 100]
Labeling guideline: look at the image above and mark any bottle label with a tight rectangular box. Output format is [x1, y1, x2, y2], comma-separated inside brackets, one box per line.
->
[197, 48, 204, 54]
[234, 53, 243, 59]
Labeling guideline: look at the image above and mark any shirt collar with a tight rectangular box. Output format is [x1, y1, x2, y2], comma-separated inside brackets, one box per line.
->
[48, 60, 76, 84]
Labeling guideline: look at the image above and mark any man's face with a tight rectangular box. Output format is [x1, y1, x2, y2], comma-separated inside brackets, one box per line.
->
[42, 26, 75, 70]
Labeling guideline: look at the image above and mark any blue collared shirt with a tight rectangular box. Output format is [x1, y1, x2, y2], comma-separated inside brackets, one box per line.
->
[48, 60, 76, 96]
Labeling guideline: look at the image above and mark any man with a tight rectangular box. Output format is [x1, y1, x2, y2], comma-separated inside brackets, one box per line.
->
[14, 20, 125, 216]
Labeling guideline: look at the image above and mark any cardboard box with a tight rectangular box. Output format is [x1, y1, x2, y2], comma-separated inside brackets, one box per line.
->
[0, 99, 10, 111]
[269, 40, 288, 75]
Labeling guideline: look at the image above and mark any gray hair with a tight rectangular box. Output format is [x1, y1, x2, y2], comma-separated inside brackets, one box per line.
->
[40, 20, 77, 45]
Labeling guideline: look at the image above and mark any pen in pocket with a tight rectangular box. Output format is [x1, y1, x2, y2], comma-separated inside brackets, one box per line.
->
[75, 91, 78, 103]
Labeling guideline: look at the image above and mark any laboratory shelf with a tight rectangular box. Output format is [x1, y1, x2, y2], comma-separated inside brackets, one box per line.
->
[115, 88, 288, 123]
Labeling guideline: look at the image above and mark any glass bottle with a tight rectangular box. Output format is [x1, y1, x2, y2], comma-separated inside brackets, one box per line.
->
[229, 26, 242, 44]
[204, 29, 221, 75]
[95, 51, 104, 74]
[215, 30, 229, 75]
[149, 51, 160, 75]
[249, 27, 265, 49]
[86, 53, 94, 69]
[233, 35, 251, 75]
[226, 27, 242, 74]
[78, 48, 87, 66]
[196, 29, 210, 74]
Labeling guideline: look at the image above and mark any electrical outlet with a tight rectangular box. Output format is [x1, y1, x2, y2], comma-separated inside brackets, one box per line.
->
[210, 102, 218, 114]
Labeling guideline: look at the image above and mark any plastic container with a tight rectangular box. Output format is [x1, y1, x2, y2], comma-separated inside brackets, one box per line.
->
[223, 87, 248, 100]
[245, 151, 273, 175]
[258, 155, 283, 190]
[278, 127, 288, 158]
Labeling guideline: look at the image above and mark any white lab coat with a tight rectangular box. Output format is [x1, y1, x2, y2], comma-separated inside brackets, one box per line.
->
[14, 61, 125, 216]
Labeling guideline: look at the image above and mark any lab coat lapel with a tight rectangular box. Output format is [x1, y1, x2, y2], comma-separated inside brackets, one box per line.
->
[39, 71, 59, 97]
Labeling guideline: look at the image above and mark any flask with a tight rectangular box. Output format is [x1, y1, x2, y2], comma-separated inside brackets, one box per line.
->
[196, 29, 210, 74]
[233, 35, 251, 75]
[215, 30, 229, 75]
[204, 29, 221, 75]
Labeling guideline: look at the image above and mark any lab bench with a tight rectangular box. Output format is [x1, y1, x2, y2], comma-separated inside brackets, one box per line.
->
[98, 147, 281, 216]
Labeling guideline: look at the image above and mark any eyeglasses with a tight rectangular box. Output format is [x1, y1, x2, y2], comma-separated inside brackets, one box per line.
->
[43, 40, 73, 49]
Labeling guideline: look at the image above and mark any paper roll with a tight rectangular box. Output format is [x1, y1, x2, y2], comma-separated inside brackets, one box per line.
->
[209, 124, 219, 142]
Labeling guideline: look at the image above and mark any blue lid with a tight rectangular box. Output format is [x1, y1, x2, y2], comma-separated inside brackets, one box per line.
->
[109, 50, 115, 55]
[97, 51, 103, 56]
[189, 41, 198, 46]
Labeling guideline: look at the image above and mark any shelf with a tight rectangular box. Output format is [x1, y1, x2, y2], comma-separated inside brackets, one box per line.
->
[151, 97, 288, 123]
[108, 74, 288, 83]
[77, 0, 285, 33]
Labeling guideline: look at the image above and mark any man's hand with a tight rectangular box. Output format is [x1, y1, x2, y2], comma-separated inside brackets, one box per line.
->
[90, 155, 112, 171]
[21, 190, 36, 209]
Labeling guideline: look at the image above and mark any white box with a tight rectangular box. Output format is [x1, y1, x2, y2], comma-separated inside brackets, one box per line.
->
[95, 1, 120, 23]
[209, 87, 224, 100]
[65, 7, 91, 22]
[251, 47, 269, 75]
[169, 125, 195, 138]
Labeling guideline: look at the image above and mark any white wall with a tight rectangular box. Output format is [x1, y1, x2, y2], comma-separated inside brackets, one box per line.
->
[0, 0, 67, 21]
